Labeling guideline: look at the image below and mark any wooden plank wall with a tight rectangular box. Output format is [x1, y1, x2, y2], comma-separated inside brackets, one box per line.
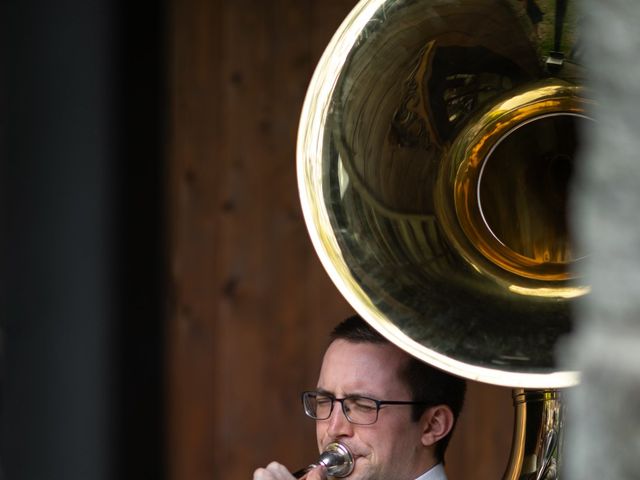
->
[166, 1, 513, 479]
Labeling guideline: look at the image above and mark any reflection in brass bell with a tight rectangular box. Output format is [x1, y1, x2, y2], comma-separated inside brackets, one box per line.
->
[297, 0, 588, 389]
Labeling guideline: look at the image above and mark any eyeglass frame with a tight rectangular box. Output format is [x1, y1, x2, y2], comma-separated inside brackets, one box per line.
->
[301, 390, 433, 425]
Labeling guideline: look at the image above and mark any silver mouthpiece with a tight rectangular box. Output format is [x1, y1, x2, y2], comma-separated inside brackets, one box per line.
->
[293, 442, 354, 478]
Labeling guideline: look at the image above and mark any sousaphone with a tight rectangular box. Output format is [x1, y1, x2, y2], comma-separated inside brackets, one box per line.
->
[297, 0, 589, 478]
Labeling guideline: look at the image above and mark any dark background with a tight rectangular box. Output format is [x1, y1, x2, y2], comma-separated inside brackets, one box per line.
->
[6, 1, 166, 478]
[4, 1, 512, 479]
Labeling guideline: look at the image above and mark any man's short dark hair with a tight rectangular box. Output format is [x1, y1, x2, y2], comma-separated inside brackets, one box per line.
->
[329, 314, 466, 464]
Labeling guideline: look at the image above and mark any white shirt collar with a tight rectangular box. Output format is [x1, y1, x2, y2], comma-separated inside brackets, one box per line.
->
[414, 463, 447, 480]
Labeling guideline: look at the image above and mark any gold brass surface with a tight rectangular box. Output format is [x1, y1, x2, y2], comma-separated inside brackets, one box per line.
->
[503, 389, 565, 479]
[297, 0, 586, 388]
[439, 81, 592, 285]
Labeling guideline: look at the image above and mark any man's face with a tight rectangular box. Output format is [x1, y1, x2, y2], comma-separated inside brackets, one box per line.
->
[315, 339, 435, 480]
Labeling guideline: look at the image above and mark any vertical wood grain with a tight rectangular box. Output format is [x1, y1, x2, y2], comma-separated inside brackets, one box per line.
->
[167, 2, 354, 479]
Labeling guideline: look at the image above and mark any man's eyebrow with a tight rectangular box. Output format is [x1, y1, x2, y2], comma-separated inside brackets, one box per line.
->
[316, 388, 379, 399]
[316, 388, 334, 396]
[349, 391, 379, 399]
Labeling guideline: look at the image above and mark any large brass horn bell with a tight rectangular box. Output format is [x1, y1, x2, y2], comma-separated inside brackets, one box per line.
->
[297, 0, 588, 478]
[298, 0, 587, 388]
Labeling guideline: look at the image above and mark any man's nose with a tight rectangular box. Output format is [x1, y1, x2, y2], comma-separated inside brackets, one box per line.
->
[326, 402, 354, 438]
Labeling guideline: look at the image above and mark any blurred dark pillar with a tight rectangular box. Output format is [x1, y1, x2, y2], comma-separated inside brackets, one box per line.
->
[4, 1, 166, 479]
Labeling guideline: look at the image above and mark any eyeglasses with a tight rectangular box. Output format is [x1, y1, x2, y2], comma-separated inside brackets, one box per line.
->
[301, 391, 431, 425]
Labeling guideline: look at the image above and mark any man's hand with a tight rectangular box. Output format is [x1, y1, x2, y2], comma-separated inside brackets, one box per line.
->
[252, 462, 327, 480]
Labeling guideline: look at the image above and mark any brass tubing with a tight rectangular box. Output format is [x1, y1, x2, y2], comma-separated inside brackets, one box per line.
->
[503, 389, 564, 480]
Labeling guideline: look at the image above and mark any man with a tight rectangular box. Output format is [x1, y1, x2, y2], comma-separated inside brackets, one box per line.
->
[253, 315, 466, 480]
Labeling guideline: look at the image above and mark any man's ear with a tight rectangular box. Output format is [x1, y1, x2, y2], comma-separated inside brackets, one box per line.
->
[420, 405, 455, 447]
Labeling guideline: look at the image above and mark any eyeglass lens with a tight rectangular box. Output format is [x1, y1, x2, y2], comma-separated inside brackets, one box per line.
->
[304, 392, 379, 425]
